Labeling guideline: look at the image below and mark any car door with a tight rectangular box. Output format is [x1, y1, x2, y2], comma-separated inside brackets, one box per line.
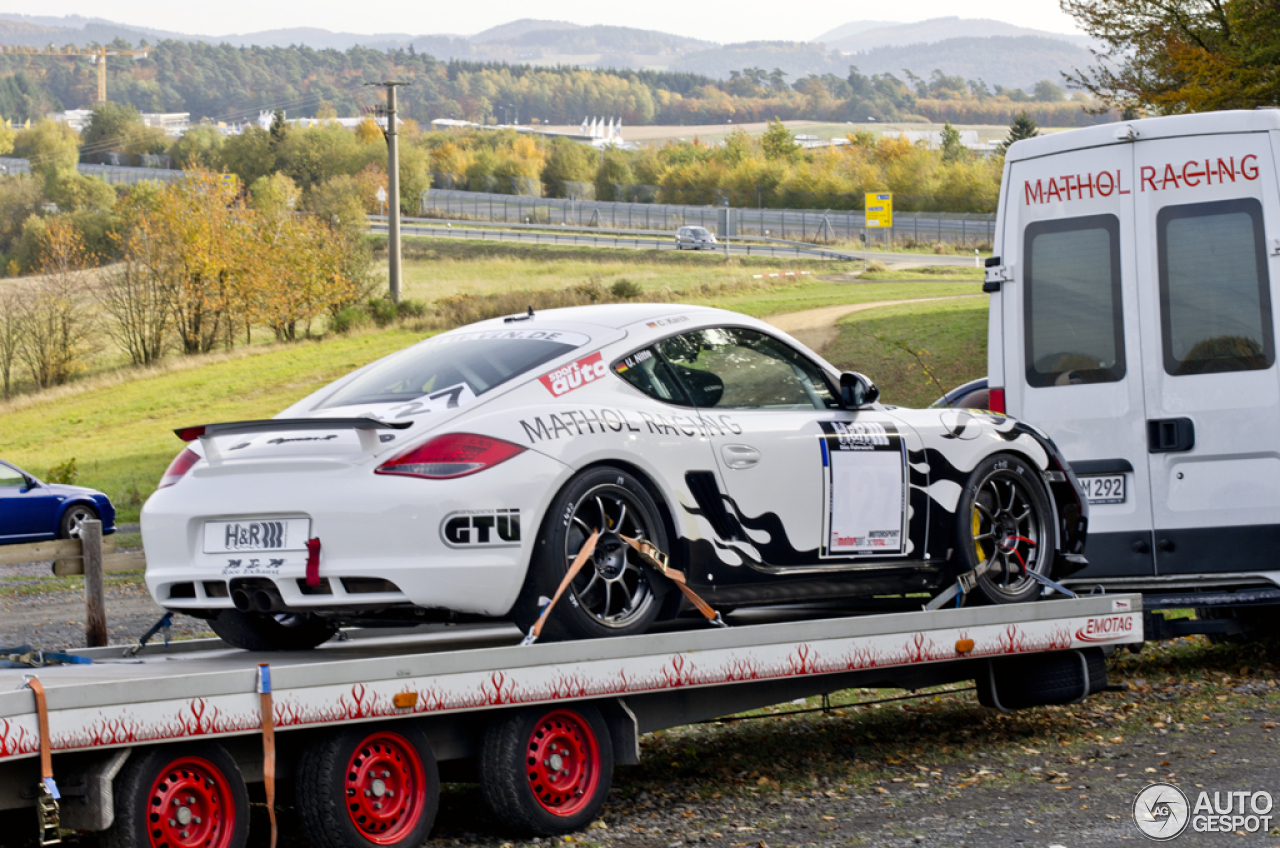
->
[653, 327, 919, 572]
[1130, 132, 1280, 574]
[1001, 141, 1154, 578]
[0, 462, 59, 542]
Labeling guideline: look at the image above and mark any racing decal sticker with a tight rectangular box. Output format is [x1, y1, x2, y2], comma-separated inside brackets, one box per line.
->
[645, 315, 690, 329]
[539, 352, 608, 397]
[614, 348, 654, 374]
[820, 421, 908, 556]
[519, 409, 741, 442]
[1074, 614, 1137, 643]
[430, 328, 591, 346]
[441, 509, 522, 548]
[387, 382, 478, 420]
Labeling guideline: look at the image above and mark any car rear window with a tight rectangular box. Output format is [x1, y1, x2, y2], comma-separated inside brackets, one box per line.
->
[315, 330, 587, 409]
[1023, 214, 1126, 387]
[1158, 198, 1274, 376]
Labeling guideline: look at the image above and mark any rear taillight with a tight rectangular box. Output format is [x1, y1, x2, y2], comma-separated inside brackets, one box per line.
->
[375, 433, 525, 479]
[158, 448, 200, 489]
[988, 387, 1006, 414]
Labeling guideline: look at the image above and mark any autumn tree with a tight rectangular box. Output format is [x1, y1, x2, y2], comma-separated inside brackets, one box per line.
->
[761, 117, 799, 161]
[940, 122, 966, 162]
[0, 283, 25, 398]
[1062, 0, 1280, 112]
[97, 193, 177, 366]
[20, 219, 95, 387]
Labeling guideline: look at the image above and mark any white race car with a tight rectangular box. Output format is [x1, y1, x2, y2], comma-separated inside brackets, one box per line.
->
[142, 304, 1090, 650]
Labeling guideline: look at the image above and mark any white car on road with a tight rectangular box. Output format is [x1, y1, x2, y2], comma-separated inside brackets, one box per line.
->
[143, 304, 1089, 650]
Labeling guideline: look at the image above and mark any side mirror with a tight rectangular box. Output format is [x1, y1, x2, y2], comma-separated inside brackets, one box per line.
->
[840, 371, 880, 408]
[23, 476, 38, 490]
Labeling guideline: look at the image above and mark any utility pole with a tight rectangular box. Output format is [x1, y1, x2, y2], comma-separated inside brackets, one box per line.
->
[367, 81, 408, 304]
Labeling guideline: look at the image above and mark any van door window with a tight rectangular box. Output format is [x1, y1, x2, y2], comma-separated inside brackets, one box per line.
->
[1157, 198, 1274, 376]
[1023, 214, 1125, 387]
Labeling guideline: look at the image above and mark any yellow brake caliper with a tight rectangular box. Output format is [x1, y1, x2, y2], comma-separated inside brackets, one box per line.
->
[973, 505, 987, 563]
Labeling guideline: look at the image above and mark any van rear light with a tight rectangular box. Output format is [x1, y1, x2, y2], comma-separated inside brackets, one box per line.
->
[988, 387, 1006, 414]
[375, 433, 525, 479]
[158, 448, 200, 489]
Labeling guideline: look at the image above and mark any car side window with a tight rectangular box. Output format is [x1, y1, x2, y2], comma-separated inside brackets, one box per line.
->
[612, 347, 693, 405]
[0, 464, 26, 488]
[657, 328, 838, 410]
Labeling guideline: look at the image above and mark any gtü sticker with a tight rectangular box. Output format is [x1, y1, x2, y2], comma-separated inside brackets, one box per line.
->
[540, 352, 608, 397]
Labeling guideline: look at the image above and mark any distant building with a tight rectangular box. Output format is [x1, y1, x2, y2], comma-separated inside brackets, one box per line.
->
[51, 110, 190, 136]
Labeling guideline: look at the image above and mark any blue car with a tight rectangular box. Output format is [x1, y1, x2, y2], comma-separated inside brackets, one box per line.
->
[0, 459, 116, 544]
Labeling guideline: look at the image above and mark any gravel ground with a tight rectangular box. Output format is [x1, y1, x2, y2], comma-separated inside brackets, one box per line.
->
[2, 540, 1276, 847]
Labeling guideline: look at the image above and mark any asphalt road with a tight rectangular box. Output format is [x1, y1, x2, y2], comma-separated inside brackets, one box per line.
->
[370, 221, 980, 267]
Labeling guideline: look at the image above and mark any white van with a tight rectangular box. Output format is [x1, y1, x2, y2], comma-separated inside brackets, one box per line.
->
[983, 110, 1280, 598]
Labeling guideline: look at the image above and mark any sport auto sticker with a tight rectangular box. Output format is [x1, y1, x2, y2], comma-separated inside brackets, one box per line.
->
[539, 352, 608, 397]
[819, 421, 908, 556]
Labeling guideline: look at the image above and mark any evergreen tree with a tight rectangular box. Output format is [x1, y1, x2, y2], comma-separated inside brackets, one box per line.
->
[999, 111, 1039, 155]
[940, 122, 966, 162]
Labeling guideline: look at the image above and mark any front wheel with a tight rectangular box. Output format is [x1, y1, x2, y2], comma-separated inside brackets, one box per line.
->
[294, 725, 439, 848]
[512, 466, 669, 641]
[955, 453, 1055, 605]
[207, 609, 338, 651]
[479, 705, 613, 835]
[59, 503, 98, 539]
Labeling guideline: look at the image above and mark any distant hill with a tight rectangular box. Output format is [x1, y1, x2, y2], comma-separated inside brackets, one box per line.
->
[0, 13, 1088, 93]
[851, 35, 1093, 91]
[815, 17, 1091, 51]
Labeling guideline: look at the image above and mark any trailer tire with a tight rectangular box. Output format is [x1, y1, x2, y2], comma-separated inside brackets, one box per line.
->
[979, 649, 1106, 711]
[956, 453, 1056, 605]
[479, 704, 613, 836]
[207, 609, 337, 651]
[102, 743, 249, 848]
[295, 724, 438, 848]
[512, 466, 669, 642]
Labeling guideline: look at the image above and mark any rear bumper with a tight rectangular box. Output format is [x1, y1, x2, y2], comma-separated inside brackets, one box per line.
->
[141, 450, 571, 617]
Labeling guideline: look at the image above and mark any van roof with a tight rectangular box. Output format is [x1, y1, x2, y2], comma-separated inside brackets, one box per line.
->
[1006, 109, 1280, 163]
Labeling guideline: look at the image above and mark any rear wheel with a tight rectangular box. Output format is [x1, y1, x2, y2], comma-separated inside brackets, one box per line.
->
[479, 705, 613, 836]
[956, 453, 1055, 605]
[512, 466, 668, 641]
[58, 503, 98, 539]
[295, 725, 439, 848]
[207, 609, 337, 651]
[102, 743, 249, 848]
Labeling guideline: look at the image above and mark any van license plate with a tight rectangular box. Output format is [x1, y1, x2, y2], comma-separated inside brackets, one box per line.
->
[1078, 474, 1126, 504]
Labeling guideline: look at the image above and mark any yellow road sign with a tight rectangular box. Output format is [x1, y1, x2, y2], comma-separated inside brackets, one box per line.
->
[865, 192, 892, 228]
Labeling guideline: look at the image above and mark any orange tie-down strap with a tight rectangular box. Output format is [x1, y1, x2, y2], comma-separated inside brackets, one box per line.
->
[521, 531, 724, 645]
[26, 676, 61, 846]
[257, 664, 278, 848]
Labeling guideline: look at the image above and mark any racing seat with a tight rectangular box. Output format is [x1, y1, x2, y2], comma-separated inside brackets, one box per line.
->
[674, 366, 724, 407]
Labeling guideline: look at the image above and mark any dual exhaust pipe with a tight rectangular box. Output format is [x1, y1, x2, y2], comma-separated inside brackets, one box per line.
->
[231, 585, 285, 613]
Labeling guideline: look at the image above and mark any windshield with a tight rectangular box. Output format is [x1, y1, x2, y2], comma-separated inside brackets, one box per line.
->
[691, 228, 710, 236]
[315, 329, 589, 410]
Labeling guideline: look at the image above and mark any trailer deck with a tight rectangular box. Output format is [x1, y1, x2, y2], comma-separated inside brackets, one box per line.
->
[0, 594, 1143, 845]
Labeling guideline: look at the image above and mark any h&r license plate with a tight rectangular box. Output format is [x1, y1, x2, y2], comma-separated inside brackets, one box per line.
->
[203, 518, 310, 554]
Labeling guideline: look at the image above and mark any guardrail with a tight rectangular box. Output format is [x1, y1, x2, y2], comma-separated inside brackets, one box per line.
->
[0, 522, 144, 647]
[420, 188, 996, 247]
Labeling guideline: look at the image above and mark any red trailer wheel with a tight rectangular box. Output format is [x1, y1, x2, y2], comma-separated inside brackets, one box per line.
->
[296, 724, 438, 848]
[480, 705, 614, 835]
[102, 744, 249, 848]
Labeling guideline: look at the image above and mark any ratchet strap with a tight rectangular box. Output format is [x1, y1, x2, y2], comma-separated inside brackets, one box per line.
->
[25, 677, 61, 845]
[257, 664, 278, 848]
[522, 530, 600, 645]
[521, 530, 725, 647]
[619, 535, 725, 628]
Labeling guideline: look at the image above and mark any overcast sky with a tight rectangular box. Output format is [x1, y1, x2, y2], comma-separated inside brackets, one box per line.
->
[30, 0, 1084, 42]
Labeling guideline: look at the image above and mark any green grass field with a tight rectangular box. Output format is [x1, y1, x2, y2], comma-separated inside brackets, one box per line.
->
[0, 242, 986, 523]
[823, 296, 988, 408]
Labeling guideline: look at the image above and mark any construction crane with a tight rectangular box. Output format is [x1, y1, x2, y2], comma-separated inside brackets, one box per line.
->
[0, 44, 149, 104]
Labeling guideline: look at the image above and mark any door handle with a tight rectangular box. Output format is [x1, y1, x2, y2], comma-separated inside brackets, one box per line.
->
[721, 444, 760, 469]
[1147, 418, 1195, 453]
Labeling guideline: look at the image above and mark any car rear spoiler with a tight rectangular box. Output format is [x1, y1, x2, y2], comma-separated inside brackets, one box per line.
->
[174, 418, 415, 462]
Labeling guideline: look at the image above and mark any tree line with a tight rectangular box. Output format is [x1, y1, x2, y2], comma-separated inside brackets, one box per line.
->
[0, 38, 1110, 127]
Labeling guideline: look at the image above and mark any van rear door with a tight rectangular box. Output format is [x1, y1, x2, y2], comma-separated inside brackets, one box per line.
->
[1130, 132, 1280, 575]
[1001, 141, 1156, 578]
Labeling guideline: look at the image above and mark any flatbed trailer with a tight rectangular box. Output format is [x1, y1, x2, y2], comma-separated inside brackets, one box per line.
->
[0, 594, 1142, 848]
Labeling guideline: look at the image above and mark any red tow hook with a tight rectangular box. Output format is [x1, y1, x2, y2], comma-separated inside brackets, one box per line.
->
[305, 537, 322, 587]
